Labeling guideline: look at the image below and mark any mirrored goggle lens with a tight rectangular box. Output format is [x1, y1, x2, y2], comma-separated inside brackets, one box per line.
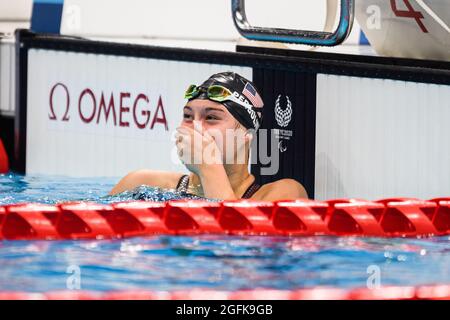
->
[184, 84, 199, 99]
[207, 85, 232, 102]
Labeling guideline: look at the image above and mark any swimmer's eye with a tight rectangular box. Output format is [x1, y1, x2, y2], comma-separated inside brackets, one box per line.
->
[206, 115, 220, 121]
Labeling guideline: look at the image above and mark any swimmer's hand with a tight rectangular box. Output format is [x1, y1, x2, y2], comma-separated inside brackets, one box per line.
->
[175, 124, 223, 176]
[175, 124, 237, 200]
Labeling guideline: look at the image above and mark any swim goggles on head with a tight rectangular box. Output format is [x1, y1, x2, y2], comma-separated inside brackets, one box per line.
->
[184, 84, 253, 110]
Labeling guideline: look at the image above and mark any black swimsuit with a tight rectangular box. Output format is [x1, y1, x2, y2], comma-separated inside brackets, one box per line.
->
[175, 174, 260, 199]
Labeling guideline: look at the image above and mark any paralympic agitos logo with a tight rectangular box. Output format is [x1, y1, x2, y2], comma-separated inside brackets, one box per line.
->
[48, 82, 169, 130]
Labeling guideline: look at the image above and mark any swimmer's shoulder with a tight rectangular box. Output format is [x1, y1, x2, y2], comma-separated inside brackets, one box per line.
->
[251, 178, 308, 201]
[110, 169, 185, 195]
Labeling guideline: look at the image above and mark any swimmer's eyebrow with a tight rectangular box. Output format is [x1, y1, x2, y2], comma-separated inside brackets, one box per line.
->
[205, 107, 225, 113]
[183, 106, 224, 113]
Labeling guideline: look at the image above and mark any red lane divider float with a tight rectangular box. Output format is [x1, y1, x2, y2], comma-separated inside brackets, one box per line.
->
[1, 198, 450, 240]
[0, 138, 9, 174]
[0, 285, 449, 300]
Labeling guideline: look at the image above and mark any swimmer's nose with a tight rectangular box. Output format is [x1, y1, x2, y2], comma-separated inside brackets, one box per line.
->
[193, 120, 203, 130]
[180, 119, 197, 128]
[181, 119, 206, 130]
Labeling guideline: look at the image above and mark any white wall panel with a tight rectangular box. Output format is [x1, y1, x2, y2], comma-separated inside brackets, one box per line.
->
[0, 0, 32, 20]
[60, 0, 329, 40]
[0, 38, 15, 117]
[0, 0, 31, 34]
[316, 74, 450, 200]
[26, 49, 252, 177]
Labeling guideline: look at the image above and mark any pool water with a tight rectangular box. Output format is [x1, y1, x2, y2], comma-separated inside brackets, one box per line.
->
[0, 173, 449, 293]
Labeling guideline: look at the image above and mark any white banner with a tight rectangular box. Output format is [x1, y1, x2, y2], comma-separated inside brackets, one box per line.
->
[26, 48, 252, 177]
[316, 74, 450, 200]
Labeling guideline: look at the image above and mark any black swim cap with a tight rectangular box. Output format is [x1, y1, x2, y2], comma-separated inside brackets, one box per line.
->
[189, 72, 264, 130]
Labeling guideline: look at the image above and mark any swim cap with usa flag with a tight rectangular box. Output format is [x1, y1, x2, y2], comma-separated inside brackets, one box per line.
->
[191, 72, 264, 130]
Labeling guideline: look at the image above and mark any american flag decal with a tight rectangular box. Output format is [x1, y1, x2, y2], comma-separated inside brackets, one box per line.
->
[243, 83, 264, 109]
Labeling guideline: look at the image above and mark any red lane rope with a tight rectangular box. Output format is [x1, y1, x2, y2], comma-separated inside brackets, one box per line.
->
[0, 138, 9, 174]
[0, 198, 449, 240]
[0, 285, 449, 300]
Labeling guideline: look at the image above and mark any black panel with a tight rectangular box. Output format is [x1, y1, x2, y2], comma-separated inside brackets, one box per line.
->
[0, 116, 14, 165]
[251, 69, 316, 198]
[237, 45, 450, 73]
[14, 30, 29, 173]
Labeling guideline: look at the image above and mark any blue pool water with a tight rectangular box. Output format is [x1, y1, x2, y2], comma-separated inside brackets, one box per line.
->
[0, 173, 449, 293]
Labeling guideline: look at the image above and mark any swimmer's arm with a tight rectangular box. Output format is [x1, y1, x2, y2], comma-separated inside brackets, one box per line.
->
[109, 170, 178, 195]
[258, 179, 308, 201]
[198, 164, 239, 200]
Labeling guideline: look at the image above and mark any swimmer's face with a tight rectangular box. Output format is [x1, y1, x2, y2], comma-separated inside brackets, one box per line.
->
[181, 99, 250, 163]
[182, 99, 237, 130]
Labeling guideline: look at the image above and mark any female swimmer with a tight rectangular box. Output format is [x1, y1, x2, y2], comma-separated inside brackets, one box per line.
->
[110, 72, 307, 201]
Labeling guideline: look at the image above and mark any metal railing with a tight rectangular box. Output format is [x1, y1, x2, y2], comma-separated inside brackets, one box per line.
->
[232, 0, 354, 46]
